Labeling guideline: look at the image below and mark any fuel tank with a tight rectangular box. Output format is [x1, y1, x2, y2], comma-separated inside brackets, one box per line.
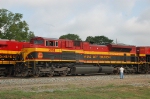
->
[71, 65, 100, 74]
[70, 65, 114, 74]
[99, 66, 114, 74]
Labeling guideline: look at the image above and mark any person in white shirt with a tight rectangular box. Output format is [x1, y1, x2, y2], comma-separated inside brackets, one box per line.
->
[119, 66, 124, 79]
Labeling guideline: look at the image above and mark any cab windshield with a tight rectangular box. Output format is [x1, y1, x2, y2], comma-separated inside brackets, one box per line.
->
[33, 40, 44, 45]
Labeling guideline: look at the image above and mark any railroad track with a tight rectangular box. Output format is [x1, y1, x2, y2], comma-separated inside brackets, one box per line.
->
[0, 73, 149, 80]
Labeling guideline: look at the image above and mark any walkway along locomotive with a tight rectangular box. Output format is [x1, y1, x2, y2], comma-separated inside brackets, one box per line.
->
[13, 36, 150, 77]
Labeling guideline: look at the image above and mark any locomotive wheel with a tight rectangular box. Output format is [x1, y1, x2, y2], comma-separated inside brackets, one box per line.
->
[61, 70, 67, 77]
[22, 66, 29, 77]
[21, 71, 28, 77]
[46, 70, 54, 77]
[113, 69, 119, 75]
[34, 68, 40, 77]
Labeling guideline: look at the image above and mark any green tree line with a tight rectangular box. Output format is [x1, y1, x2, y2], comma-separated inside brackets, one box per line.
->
[0, 8, 35, 41]
[60, 33, 113, 45]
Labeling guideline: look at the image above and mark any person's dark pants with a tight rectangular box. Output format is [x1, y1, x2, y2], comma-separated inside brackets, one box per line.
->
[120, 72, 124, 79]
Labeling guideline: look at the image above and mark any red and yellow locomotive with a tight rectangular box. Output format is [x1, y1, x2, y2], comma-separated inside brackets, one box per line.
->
[13, 36, 149, 77]
[137, 47, 150, 73]
[0, 39, 28, 76]
[1, 36, 150, 77]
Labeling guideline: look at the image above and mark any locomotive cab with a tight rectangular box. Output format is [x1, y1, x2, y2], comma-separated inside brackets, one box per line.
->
[30, 36, 58, 47]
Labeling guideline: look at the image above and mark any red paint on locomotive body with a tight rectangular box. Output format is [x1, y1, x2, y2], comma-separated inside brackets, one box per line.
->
[0, 39, 29, 51]
[136, 46, 150, 63]
[137, 47, 150, 55]
[0, 39, 28, 62]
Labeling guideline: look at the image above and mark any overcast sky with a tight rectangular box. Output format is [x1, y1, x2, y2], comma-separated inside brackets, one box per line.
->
[1, 0, 150, 46]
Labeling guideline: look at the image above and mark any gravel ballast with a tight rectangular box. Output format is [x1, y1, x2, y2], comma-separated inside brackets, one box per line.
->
[0, 74, 150, 92]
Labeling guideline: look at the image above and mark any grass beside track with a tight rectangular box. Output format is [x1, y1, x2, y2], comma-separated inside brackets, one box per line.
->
[0, 84, 150, 99]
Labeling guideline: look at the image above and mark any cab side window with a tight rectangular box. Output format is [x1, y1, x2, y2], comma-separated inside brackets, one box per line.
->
[46, 40, 58, 47]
